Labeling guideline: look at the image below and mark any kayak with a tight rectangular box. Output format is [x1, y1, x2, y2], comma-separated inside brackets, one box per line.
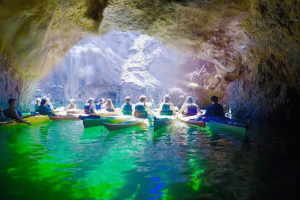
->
[50, 114, 81, 121]
[83, 115, 134, 128]
[153, 115, 176, 132]
[0, 115, 50, 129]
[79, 115, 101, 120]
[202, 116, 248, 135]
[66, 109, 83, 114]
[102, 118, 148, 131]
[178, 114, 206, 128]
[94, 108, 121, 118]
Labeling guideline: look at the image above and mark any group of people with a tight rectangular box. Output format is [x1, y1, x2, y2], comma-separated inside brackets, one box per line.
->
[116, 94, 225, 119]
[1, 94, 225, 125]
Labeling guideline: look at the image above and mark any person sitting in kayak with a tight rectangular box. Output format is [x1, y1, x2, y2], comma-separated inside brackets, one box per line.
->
[45, 98, 55, 112]
[65, 99, 76, 110]
[121, 96, 134, 115]
[105, 99, 115, 112]
[3, 98, 31, 125]
[134, 95, 154, 118]
[83, 98, 96, 115]
[178, 96, 202, 116]
[157, 95, 176, 116]
[96, 98, 105, 110]
[34, 98, 41, 112]
[39, 99, 56, 117]
[203, 96, 225, 117]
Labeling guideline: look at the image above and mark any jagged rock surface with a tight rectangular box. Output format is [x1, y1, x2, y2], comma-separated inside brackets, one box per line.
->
[34, 31, 181, 103]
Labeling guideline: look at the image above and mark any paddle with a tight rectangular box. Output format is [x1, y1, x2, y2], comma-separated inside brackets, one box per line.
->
[0, 114, 33, 127]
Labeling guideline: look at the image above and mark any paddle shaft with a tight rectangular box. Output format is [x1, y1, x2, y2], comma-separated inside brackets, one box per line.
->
[0, 114, 32, 126]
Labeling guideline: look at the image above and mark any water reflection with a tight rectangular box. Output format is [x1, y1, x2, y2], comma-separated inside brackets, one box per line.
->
[0, 120, 249, 200]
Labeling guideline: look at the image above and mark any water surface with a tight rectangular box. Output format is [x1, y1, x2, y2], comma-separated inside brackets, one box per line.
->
[0, 119, 251, 200]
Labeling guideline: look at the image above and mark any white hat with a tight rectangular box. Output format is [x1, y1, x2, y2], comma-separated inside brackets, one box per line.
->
[36, 98, 41, 101]
[70, 99, 75, 102]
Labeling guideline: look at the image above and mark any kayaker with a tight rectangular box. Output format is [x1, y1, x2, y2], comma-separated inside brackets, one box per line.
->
[65, 99, 76, 110]
[39, 99, 56, 117]
[177, 96, 202, 116]
[134, 95, 154, 118]
[3, 98, 32, 125]
[121, 96, 134, 115]
[34, 98, 41, 112]
[203, 96, 225, 117]
[105, 99, 115, 112]
[45, 98, 55, 112]
[157, 95, 176, 116]
[83, 98, 96, 115]
[96, 98, 105, 110]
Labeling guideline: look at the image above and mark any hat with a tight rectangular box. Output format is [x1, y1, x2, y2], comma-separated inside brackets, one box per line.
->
[70, 99, 75, 102]
[36, 98, 41, 101]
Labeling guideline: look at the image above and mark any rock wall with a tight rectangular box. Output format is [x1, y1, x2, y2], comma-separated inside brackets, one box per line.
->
[34, 31, 182, 103]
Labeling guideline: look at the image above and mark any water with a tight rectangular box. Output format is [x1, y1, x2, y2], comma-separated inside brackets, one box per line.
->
[0, 119, 253, 200]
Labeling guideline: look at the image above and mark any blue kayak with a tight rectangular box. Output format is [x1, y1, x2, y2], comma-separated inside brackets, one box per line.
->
[202, 116, 248, 135]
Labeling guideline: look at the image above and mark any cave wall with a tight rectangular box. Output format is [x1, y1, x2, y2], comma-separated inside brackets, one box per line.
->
[1, 0, 299, 131]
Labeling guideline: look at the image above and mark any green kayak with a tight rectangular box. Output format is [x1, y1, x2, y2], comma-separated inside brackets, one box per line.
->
[83, 115, 134, 128]
[102, 118, 148, 131]
[153, 115, 176, 132]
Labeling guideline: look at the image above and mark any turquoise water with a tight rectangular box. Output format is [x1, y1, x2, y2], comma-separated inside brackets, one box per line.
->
[0, 119, 251, 200]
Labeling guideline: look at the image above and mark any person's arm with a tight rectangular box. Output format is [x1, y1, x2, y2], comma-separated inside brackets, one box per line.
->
[132, 104, 135, 116]
[50, 104, 55, 111]
[11, 110, 31, 125]
[66, 104, 71, 110]
[148, 95, 154, 106]
[73, 104, 77, 109]
[203, 105, 211, 117]
[177, 104, 186, 115]
[91, 105, 96, 114]
[145, 104, 153, 115]
[170, 103, 176, 115]
[111, 103, 115, 111]
[157, 102, 164, 115]
[196, 105, 202, 115]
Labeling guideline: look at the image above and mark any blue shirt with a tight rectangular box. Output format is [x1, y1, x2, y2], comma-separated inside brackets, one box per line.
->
[204, 103, 224, 117]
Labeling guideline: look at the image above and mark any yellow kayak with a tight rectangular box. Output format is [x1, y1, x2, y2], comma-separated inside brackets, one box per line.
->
[94, 108, 121, 118]
[0, 115, 50, 128]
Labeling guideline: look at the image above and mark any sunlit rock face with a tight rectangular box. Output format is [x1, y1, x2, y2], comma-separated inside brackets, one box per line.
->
[34, 31, 181, 103]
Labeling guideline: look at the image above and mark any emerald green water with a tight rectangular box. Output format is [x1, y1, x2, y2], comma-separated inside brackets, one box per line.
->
[0, 120, 251, 200]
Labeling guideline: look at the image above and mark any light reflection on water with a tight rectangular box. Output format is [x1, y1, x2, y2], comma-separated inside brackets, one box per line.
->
[0, 120, 250, 200]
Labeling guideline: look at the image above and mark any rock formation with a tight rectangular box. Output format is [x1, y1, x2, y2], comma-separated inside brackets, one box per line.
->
[34, 31, 182, 103]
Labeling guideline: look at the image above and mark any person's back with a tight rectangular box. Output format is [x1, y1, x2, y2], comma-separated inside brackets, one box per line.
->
[4, 107, 22, 119]
[134, 102, 147, 118]
[183, 103, 198, 116]
[204, 96, 224, 117]
[205, 103, 224, 117]
[122, 103, 133, 115]
[39, 99, 56, 117]
[178, 96, 202, 116]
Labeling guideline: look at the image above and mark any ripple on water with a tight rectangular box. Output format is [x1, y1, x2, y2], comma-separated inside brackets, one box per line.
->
[0, 120, 254, 200]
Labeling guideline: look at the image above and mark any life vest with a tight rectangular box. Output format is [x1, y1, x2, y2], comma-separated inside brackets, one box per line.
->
[38, 106, 55, 117]
[134, 103, 147, 118]
[122, 103, 133, 115]
[83, 104, 93, 114]
[3, 108, 22, 119]
[160, 103, 173, 116]
[183, 104, 197, 116]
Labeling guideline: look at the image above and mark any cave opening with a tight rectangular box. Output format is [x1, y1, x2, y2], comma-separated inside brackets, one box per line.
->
[34, 30, 218, 109]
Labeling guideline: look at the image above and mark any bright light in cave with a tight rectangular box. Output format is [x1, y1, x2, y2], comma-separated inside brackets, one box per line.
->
[34, 31, 215, 104]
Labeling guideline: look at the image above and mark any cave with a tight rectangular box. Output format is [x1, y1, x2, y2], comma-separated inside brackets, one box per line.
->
[1, 0, 300, 199]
